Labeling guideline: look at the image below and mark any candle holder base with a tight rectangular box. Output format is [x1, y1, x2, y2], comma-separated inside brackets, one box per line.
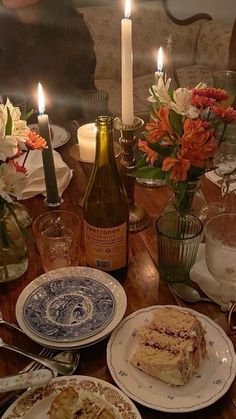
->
[129, 203, 150, 232]
[44, 197, 64, 207]
[113, 116, 150, 232]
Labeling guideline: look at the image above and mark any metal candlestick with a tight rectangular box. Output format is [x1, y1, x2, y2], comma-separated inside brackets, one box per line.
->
[113, 116, 150, 232]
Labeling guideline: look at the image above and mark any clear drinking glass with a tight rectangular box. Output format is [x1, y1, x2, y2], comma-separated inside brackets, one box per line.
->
[213, 70, 236, 106]
[205, 213, 236, 306]
[205, 214, 236, 285]
[214, 137, 236, 198]
[0, 92, 27, 115]
[33, 210, 81, 272]
[156, 212, 203, 284]
[80, 90, 109, 121]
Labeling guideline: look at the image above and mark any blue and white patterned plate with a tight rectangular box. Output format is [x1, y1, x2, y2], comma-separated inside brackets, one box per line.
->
[16, 267, 127, 349]
[23, 275, 115, 342]
[107, 305, 236, 413]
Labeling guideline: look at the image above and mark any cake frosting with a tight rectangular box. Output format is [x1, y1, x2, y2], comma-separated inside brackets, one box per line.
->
[130, 307, 207, 386]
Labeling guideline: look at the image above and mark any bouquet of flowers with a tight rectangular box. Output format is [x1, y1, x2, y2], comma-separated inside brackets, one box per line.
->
[0, 99, 47, 280]
[0, 98, 47, 252]
[133, 77, 236, 210]
[0, 99, 46, 209]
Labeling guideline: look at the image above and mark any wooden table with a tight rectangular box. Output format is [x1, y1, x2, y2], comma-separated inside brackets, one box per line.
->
[0, 122, 235, 418]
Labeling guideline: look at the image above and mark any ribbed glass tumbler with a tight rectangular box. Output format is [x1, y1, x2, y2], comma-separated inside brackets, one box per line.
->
[156, 212, 203, 284]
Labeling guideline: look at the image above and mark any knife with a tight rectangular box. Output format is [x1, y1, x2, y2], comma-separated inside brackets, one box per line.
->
[0, 369, 54, 393]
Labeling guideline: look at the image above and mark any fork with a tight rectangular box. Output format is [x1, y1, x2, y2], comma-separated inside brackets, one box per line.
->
[0, 310, 24, 334]
[0, 347, 56, 415]
[20, 347, 56, 374]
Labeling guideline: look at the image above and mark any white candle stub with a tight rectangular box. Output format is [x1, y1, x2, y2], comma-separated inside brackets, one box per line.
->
[77, 123, 97, 163]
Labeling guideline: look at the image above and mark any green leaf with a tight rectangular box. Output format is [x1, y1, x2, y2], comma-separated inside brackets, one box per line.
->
[129, 166, 166, 180]
[5, 107, 12, 135]
[169, 110, 183, 136]
[0, 220, 11, 249]
[149, 142, 172, 157]
[153, 154, 165, 167]
[23, 108, 35, 121]
[174, 182, 188, 207]
[187, 166, 205, 181]
[135, 155, 147, 169]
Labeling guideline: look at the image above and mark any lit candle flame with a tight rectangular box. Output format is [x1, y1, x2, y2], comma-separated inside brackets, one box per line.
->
[157, 47, 163, 72]
[125, 0, 131, 18]
[38, 82, 45, 114]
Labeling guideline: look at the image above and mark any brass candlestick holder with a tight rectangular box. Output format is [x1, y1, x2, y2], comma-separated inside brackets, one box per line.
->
[113, 116, 150, 232]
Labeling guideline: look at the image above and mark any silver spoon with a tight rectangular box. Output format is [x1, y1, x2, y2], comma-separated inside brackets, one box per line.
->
[0, 337, 78, 376]
[0, 310, 23, 333]
[170, 283, 214, 303]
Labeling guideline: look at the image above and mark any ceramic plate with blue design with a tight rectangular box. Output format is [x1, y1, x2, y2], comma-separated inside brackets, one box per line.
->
[23, 275, 115, 342]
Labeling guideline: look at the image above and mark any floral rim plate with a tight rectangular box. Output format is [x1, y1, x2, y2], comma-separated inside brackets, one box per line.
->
[2, 375, 142, 419]
[23, 276, 115, 342]
[29, 124, 70, 149]
[16, 267, 127, 349]
[107, 305, 236, 413]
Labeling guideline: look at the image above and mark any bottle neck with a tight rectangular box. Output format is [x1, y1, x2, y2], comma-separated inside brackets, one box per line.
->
[95, 116, 115, 167]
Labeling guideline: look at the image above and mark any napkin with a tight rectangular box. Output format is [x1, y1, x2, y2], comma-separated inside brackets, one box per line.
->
[205, 171, 236, 192]
[0, 369, 53, 393]
[15, 150, 73, 200]
[190, 243, 236, 311]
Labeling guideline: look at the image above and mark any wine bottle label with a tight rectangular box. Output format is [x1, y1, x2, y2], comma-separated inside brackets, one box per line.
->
[84, 221, 127, 271]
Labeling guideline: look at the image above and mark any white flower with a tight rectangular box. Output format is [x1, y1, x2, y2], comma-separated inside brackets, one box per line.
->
[170, 88, 199, 118]
[5, 98, 21, 120]
[5, 99, 29, 142]
[0, 135, 18, 160]
[0, 99, 29, 141]
[0, 177, 12, 202]
[0, 108, 7, 138]
[0, 163, 27, 200]
[148, 77, 172, 105]
[12, 119, 29, 143]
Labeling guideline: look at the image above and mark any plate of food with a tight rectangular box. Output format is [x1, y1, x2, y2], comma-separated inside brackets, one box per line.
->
[2, 375, 142, 419]
[107, 305, 236, 412]
[16, 267, 127, 350]
[29, 123, 70, 149]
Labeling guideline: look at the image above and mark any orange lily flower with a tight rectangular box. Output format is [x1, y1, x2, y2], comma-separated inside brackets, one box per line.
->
[162, 154, 190, 181]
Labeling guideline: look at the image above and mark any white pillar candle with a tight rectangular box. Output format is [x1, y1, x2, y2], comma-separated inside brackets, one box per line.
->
[155, 47, 164, 82]
[121, 0, 134, 126]
[77, 123, 97, 163]
[37, 82, 61, 205]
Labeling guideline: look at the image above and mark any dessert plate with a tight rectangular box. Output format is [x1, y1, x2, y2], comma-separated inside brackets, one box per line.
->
[23, 276, 115, 342]
[2, 375, 142, 419]
[107, 305, 236, 413]
[29, 124, 70, 149]
[16, 267, 127, 349]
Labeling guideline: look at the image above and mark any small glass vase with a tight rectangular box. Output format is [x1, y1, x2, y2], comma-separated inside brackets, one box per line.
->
[0, 204, 28, 282]
[164, 181, 208, 222]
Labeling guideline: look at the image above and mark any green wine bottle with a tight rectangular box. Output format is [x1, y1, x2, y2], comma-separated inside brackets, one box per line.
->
[83, 116, 129, 274]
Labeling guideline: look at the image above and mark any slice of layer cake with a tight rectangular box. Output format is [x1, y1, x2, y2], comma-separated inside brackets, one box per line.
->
[130, 307, 207, 386]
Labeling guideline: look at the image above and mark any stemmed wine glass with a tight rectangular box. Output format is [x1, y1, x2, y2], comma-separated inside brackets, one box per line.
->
[205, 213, 236, 307]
